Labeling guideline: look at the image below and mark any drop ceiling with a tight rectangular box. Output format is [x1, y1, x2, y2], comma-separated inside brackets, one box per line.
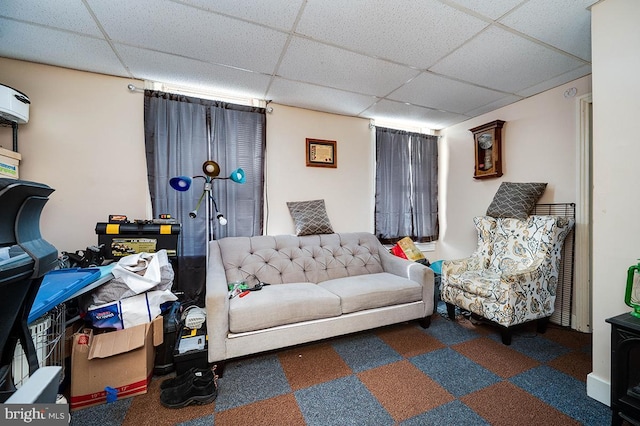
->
[0, 0, 596, 130]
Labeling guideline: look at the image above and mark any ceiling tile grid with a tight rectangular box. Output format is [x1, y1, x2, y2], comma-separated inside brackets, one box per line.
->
[296, 0, 489, 69]
[0, 0, 597, 129]
[0, 18, 129, 78]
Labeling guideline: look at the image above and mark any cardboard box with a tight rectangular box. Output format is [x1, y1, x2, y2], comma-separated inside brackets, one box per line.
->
[0, 147, 21, 179]
[70, 316, 163, 411]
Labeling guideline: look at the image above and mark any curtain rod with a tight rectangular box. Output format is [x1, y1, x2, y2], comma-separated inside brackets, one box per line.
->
[127, 84, 144, 93]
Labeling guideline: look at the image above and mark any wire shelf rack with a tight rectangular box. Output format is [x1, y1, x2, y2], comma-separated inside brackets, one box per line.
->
[11, 304, 66, 388]
[532, 203, 576, 328]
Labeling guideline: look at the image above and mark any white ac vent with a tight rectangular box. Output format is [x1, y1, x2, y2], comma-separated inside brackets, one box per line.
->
[0, 83, 30, 124]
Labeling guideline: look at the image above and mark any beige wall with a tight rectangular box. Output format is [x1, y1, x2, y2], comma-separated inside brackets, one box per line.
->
[437, 75, 591, 261]
[0, 58, 376, 252]
[588, 0, 640, 406]
[0, 58, 149, 253]
[264, 104, 374, 235]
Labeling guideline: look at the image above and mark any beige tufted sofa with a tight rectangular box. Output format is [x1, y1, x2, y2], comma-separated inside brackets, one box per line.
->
[205, 232, 434, 374]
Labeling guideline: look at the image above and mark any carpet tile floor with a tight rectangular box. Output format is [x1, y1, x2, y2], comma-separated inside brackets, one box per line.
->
[69, 303, 611, 426]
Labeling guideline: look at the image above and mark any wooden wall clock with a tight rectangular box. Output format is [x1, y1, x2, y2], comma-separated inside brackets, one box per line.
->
[470, 120, 505, 179]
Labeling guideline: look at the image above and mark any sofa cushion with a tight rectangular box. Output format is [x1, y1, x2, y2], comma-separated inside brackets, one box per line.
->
[318, 272, 422, 314]
[229, 283, 341, 333]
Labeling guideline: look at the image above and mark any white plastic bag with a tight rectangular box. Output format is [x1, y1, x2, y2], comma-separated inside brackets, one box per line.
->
[111, 250, 172, 295]
[86, 289, 178, 330]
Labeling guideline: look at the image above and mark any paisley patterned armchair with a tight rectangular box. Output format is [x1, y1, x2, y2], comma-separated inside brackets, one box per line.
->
[441, 215, 575, 344]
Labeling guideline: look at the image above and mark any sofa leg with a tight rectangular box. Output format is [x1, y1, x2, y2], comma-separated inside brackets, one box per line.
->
[418, 315, 432, 329]
[500, 328, 512, 345]
[537, 317, 550, 334]
[446, 302, 456, 320]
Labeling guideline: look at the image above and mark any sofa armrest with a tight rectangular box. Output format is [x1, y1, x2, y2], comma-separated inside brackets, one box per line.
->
[379, 249, 434, 315]
[205, 241, 231, 363]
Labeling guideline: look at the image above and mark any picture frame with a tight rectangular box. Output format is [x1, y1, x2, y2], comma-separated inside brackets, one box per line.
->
[470, 120, 505, 179]
[306, 138, 337, 168]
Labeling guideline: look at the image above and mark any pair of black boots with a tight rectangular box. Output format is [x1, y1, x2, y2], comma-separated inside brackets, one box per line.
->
[159, 367, 218, 409]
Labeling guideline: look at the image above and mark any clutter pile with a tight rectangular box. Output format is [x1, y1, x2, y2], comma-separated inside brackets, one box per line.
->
[67, 248, 217, 411]
[79, 249, 177, 330]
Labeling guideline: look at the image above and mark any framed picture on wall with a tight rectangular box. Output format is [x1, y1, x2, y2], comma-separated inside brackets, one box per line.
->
[306, 138, 337, 168]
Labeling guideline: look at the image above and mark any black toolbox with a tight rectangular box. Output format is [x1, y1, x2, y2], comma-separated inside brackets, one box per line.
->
[95, 222, 180, 258]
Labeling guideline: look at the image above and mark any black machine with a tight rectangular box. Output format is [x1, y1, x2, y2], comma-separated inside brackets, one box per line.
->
[0, 178, 58, 402]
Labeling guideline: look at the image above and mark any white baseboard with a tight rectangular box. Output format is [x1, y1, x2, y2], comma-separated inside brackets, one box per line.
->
[587, 372, 610, 406]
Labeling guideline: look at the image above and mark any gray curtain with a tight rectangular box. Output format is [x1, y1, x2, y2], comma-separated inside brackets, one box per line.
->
[144, 91, 265, 305]
[375, 127, 438, 244]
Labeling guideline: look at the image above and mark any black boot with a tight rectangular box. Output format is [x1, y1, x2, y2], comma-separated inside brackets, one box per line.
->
[160, 374, 218, 409]
[160, 367, 214, 390]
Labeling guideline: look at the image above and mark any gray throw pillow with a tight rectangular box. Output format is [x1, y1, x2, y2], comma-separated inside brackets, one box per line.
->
[286, 199, 334, 236]
[486, 182, 547, 220]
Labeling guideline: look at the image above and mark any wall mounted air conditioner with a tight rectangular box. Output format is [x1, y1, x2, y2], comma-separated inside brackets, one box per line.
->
[0, 83, 30, 124]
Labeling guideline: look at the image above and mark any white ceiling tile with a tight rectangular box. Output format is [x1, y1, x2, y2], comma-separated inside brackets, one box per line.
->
[267, 78, 378, 117]
[0, 0, 103, 36]
[499, 0, 595, 61]
[430, 26, 586, 93]
[362, 99, 469, 130]
[0, 18, 128, 77]
[463, 94, 523, 117]
[179, 0, 304, 31]
[297, 0, 488, 68]
[278, 37, 420, 97]
[445, 0, 525, 20]
[388, 72, 510, 114]
[86, 0, 288, 75]
[117, 45, 272, 99]
[516, 64, 592, 98]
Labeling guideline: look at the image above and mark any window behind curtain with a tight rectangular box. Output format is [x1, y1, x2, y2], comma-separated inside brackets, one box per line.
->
[144, 90, 265, 305]
[375, 127, 438, 244]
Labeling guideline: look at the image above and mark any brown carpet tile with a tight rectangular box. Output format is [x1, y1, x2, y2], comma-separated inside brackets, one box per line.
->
[461, 381, 582, 426]
[453, 336, 540, 379]
[548, 349, 593, 383]
[357, 359, 455, 422]
[214, 394, 306, 426]
[375, 323, 446, 357]
[278, 342, 352, 391]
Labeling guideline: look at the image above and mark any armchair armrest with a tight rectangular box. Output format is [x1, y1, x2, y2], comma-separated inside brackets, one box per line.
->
[443, 256, 484, 276]
[205, 241, 231, 363]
